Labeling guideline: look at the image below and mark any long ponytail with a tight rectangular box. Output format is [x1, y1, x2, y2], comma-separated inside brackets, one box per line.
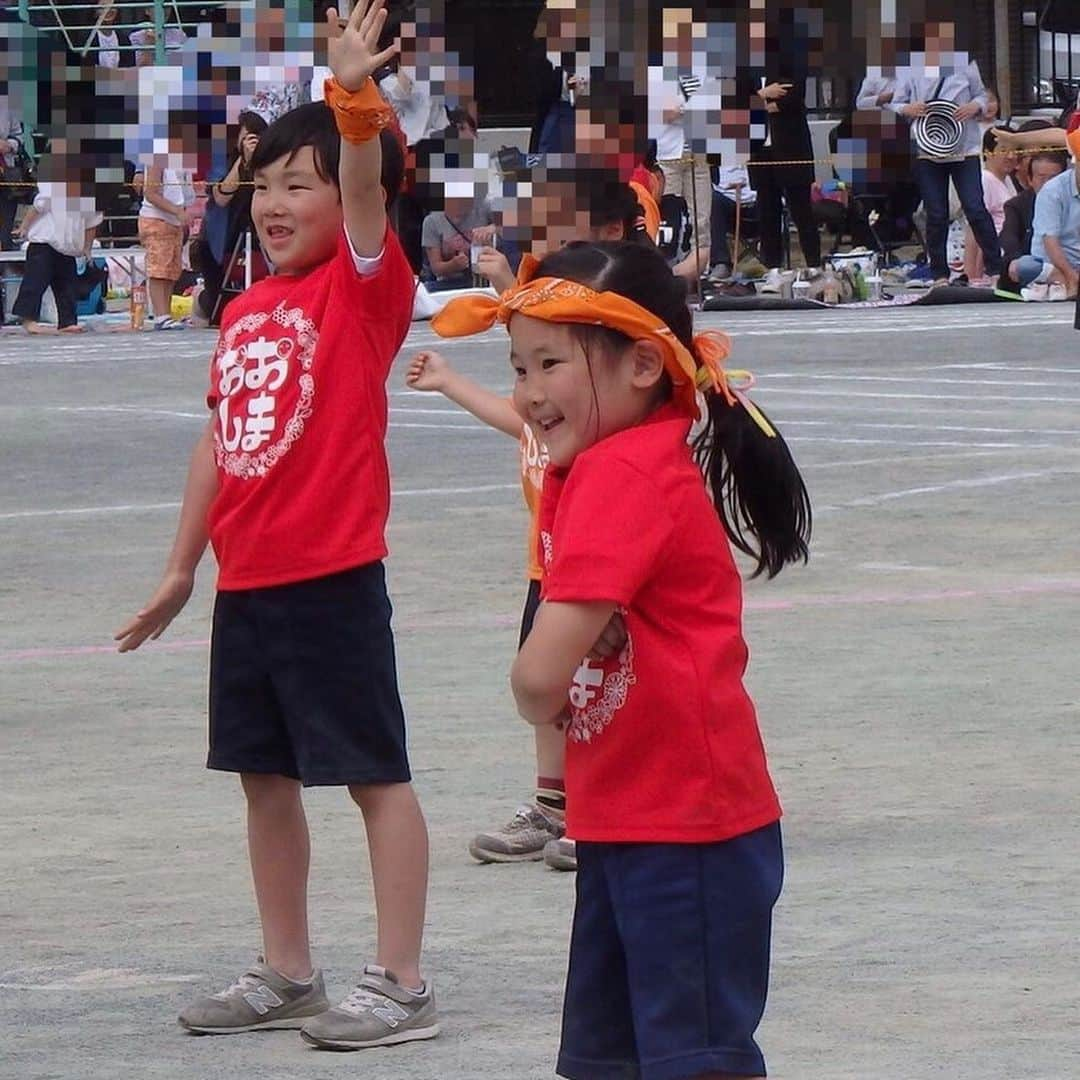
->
[692, 383, 811, 579]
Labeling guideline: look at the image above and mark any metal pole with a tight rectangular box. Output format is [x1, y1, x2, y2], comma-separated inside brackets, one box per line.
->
[689, 155, 701, 305]
[244, 229, 252, 290]
[153, 0, 165, 65]
[993, 0, 1012, 117]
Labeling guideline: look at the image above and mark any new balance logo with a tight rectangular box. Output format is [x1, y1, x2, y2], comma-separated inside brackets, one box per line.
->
[371, 999, 410, 1029]
[243, 984, 284, 1016]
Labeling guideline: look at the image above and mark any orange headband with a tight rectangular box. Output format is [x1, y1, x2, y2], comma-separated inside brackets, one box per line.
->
[431, 261, 775, 434]
[1068, 128, 1080, 161]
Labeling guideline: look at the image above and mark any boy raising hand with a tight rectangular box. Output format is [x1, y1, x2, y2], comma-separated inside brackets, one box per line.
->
[116, 1, 438, 1052]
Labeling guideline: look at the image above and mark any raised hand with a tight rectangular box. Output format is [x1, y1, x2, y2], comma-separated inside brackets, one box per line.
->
[405, 350, 452, 392]
[325, 0, 400, 92]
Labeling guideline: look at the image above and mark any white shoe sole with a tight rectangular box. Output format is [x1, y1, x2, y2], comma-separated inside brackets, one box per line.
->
[301, 1022, 441, 1050]
[467, 840, 546, 863]
[179, 1014, 319, 1034]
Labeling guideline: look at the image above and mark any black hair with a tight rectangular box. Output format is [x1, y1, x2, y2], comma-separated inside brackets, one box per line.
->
[542, 166, 651, 243]
[1029, 149, 1069, 172]
[534, 241, 811, 578]
[248, 102, 405, 209]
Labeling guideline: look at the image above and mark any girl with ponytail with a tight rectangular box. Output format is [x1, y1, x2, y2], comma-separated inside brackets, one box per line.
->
[431, 239, 810, 1080]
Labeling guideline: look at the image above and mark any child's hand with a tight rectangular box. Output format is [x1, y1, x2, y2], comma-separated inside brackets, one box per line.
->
[325, 0, 400, 93]
[474, 247, 514, 291]
[587, 611, 627, 660]
[114, 570, 194, 653]
[405, 350, 452, 392]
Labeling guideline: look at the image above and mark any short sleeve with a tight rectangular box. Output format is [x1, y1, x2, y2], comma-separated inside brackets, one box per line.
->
[420, 213, 443, 251]
[544, 453, 675, 606]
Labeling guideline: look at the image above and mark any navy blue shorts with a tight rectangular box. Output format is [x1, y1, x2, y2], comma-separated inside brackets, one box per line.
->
[519, 578, 542, 648]
[557, 823, 783, 1080]
[208, 561, 411, 787]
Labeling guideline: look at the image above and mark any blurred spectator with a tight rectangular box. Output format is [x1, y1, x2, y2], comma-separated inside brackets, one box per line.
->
[138, 121, 196, 329]
[890, 21, 1002, 285]
[11, 173, 102, 334]
[999, 150, 1068, 292]
[378, 19, 448, 148]
[94, 1, 122, 69]
[1012, 154, 1080, 298]
[421, 191, 493, 291]
[130, 5, 188, 66]
[648, 8, 715, 282]
[978, 87, 1003, 135]
[530, 0, 587, 156]
[1, 100, 27, 250]
[963, 127, 1020, 282]
[191, 110, 266, 325]
[708, 164, 756, 281]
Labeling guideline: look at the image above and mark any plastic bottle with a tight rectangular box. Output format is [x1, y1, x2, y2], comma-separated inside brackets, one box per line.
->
[851, 264, 867, 301]
[131, 282, 146, 330]
[822, 266, 840, 306]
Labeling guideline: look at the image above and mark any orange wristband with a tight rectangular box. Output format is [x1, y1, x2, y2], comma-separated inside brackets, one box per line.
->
[323, 76, 394, 145]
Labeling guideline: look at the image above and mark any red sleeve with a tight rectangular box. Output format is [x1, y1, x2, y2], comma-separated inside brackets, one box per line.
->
[543, 453, 674, 606]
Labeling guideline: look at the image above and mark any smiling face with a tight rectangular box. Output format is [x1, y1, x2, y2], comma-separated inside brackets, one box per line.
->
[509, 314, 665, 467]
[251, 146, 342, 275]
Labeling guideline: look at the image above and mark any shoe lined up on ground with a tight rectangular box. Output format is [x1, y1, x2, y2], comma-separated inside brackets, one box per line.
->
[468, 802, 564, 863]
[1021, 282, 1068, 302]
[300, 965, 439, 1050]
[178, 957, 329, 1034]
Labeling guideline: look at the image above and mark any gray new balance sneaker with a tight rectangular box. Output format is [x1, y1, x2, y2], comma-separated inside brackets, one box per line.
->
[301, 965, 439, 1050]
[468, 803, 565, 863]
[178, 957, 329, 1034]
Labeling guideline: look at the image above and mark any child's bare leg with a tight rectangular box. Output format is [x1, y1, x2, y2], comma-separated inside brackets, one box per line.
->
[349, 782, 428, 988]
[241, 772, 313, 980]
[148, 276, 172, 318]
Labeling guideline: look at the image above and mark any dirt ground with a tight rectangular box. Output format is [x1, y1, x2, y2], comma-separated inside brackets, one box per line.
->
[2, 303, 1078, 1079]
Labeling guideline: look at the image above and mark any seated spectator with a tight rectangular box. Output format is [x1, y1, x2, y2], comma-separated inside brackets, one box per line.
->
[963, 127, 1020, 283]
[421, 190, 494, 291]
[651, 166, 693, 270]
[11, 174, 103, 334]
[999, 150, 1068, 291]
[129, 7, 187, 66]
[93, 1, 123, 69]
[1012, 147, 1080, 299]
[708, 164, 756, 281]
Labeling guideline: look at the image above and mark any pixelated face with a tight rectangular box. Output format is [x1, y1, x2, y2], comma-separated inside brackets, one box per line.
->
[509, 315, 646, 468]
[100, 3, 117, 25]
[251, 146, 341, 275]
[1030, 159, 1065, 192]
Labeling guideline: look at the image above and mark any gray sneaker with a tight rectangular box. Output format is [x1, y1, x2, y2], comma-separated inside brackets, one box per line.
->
[468, 803, 565, 863]
[301, 965, 439, 1050]
[543, 837, 578, 872]
[178, 957, 329, 1034]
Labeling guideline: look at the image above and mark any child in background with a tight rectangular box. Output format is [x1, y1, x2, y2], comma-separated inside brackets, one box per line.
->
[433, 239, 811, 1080]
[115, 1, 438, 1053]
[12, 172, 103, 334]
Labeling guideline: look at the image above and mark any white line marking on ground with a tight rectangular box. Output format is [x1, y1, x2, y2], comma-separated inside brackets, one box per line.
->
[0, 483, 520, 521]
[760, 373, 1079, 389]
[817, 468, 1079, 510]
[0, 969, 204, 991]
[755, 387, 1080, 404]
[788, 437, 1060, 449]
[785, 419, 1080, 437]
[859, 562, 944, 572]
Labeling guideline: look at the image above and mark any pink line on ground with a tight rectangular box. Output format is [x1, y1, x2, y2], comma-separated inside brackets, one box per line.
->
[3, 579, 1078, 664]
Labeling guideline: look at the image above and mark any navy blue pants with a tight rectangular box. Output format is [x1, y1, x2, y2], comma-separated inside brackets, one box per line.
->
[558, 823, 784, 1080]
[915, 155, 1003, 279]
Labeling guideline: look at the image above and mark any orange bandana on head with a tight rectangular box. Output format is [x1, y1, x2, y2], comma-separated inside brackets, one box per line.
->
[431, 263, 775, 433]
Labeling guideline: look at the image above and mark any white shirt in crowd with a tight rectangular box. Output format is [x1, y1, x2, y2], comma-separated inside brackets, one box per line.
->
[713, 164, 756, 205]
[889, 59, 989, 159]
[96, 27, 120, 69]
[378, 69, 447, 147]
[980, 169, 1017, 233]
[27, 183, 104, 256]
[855, 71, 901, 111]
[647, 65, 720, 161]
[138, 167, 196, 227]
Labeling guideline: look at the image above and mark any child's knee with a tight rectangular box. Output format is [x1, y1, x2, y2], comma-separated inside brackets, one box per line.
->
[347, 780, 416, 813]
[240, 771, 302, 808]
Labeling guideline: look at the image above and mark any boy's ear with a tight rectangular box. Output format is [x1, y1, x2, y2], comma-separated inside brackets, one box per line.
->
[628, 340, 666, 389]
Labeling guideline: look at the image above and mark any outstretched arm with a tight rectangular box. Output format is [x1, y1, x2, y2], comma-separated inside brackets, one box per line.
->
[325, 1, 400, 258]
[406, 350, 523, 437]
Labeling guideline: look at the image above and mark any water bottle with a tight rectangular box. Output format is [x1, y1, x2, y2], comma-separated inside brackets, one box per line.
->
[131, 282, 146, 330]
[822, 267, 840, 306]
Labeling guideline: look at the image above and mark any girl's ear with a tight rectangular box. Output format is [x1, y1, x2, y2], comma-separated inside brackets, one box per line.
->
[628, 340, 666, 389]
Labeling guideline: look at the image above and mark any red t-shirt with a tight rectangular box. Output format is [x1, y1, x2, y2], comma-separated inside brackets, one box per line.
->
[206, 227, 414, 590]
[538, 405, 782, 843]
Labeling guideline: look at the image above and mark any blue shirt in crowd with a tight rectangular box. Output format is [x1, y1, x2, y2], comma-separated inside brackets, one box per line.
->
[1032, 168, 1080, 267]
